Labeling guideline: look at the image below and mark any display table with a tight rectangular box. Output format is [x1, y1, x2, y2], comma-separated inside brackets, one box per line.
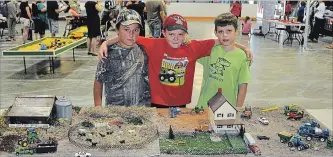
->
[1, 37, 87, 74]
[0, 106, 332, 157]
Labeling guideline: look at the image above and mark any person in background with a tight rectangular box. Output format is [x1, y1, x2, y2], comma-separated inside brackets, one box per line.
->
[6, 0, 18, 41]
[19, 0, 32, 44]
[241, 16, 251, 35]
[126, 0, 146, 37]
[85, 0, 103, 56]
[297, 1, 306, 23]
[284, 1, 292, 21]
[68, 4, 82, 17]
[101, 0, 117, 32]
[36, 0, 47, 39]
[68, 4, 84, 30]
[145, 0, 166, 38]
[308, 0, 325, 43]
[47, 0, 67, 37]
[230, 1, 241, 19]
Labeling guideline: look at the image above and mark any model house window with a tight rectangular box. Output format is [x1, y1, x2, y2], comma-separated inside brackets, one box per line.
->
[217, 113, 223, 117]
[217, 125, 223, 128]
[227, 125, 232, 128]
[227, 113, 234, 117]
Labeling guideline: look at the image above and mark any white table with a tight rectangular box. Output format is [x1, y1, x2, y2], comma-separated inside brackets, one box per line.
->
[263, 19, 307, 45]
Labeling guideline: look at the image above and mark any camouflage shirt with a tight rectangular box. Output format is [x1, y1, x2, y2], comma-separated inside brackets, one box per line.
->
[95, 44, 150, 106]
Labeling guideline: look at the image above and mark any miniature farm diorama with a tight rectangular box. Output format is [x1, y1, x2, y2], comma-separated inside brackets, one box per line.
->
[0, 93, 332, 156]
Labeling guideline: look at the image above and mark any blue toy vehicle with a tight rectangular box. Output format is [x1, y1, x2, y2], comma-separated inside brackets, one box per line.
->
[287, 135, 310, 151]
[40, 44, 47, 50]
[305, 129, 330, 142]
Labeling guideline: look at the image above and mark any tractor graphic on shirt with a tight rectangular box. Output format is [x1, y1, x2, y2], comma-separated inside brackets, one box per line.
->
[210, 57, 231, 76]
[159, 58, 188, 86]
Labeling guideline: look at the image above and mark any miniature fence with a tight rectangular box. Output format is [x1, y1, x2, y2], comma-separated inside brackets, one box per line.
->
[226, 134, 250, 154]
[67, 121, 159, 150]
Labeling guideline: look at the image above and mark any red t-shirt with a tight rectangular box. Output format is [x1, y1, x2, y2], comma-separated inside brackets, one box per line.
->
[137, 37, 215, 106]
[231, 3, 242, 17]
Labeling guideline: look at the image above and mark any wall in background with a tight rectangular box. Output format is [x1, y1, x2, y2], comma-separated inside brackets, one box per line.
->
[167, 3, 257, 20]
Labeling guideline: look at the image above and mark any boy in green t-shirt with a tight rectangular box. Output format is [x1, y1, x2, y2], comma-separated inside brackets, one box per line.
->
[197, 12, 252, 109]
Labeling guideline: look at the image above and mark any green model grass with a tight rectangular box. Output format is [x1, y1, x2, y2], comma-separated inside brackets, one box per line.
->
[159, 132, 248, 155]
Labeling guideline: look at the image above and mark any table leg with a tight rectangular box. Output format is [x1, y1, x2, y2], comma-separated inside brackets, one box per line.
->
[49, 57, 52, 72]
[23, 57, 27, 74]
[51, 57, 55, 74]
[72, 48, 75, 62]
[283, 32, 291, 45]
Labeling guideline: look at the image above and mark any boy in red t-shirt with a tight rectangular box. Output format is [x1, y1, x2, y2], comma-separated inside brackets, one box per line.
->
[99, 13, 252, 108]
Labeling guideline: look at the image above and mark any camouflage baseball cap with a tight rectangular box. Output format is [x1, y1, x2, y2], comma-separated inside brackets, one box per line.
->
[116, 9, 142, 28]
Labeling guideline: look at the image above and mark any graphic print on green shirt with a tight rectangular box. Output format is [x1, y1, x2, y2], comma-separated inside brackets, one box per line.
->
[159, 54, 188, 86]
[197, 46, 252, 108]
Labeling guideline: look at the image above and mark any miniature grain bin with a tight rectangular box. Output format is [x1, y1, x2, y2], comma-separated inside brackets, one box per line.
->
[55, 96, 72, 121]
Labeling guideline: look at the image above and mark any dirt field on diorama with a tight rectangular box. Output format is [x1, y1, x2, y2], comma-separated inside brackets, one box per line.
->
[156, 107, 333, 157]
[156, 108, 209, 133]
[240, 107, 333, 157]
[0, 106, 161, 157]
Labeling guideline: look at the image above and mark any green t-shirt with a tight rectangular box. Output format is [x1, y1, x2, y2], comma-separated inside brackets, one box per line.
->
[197, 45, 252, 108]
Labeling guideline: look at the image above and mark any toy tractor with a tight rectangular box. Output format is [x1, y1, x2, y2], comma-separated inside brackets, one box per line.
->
[241, 106, 252, 119]
[278, 131, 293, 143]
[15, 147, 34, 156]
[287, 111, 304, 120]
[169, 107, 181, 118]
[287, 135, 310, 151]
[284, 104, 299, 116]
[18, 128, 41, 147]
[192, 106, 204, 114]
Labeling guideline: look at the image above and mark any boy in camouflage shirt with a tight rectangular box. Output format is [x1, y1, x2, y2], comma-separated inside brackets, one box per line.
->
[94, 9, 150, 107]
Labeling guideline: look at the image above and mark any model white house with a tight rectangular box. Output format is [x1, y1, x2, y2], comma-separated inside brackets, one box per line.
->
[208, 88, 244, 134]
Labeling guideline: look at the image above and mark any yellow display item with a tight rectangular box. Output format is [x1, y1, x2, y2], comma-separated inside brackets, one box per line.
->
[18, 38, 76, 51]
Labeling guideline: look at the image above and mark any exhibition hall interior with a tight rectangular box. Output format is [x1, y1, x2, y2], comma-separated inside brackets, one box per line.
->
[0, 0, 332, 156]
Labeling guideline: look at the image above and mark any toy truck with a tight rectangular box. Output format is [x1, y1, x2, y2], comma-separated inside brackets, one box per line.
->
[287, 135, 310, 151]
[304, 129, 330, 142]
[298, 123, 323, 136]
[278, 131, 293, 143]
[243, 133, 261, 156]
[241, 106, 252, 119]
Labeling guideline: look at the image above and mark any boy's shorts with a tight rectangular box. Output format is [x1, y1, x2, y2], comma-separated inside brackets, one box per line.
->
[48, 19, 59, 34]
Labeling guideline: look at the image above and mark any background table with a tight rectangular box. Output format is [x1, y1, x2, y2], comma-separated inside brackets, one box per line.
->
[2, 37, 87, 74]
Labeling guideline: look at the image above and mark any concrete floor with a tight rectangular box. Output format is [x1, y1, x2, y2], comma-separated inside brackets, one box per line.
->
[0, 21, 332, 130]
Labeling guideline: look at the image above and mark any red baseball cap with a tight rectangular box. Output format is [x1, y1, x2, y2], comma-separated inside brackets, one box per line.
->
[163, 14, 188, 33]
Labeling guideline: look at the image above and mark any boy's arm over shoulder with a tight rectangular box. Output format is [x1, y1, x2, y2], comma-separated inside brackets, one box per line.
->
[137, 37, 159, 56]
[190, 39, 216, 59]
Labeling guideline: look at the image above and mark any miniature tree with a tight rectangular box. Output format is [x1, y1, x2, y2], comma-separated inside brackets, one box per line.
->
[168, 125, 175, 140]
[239, 125, 245, 138]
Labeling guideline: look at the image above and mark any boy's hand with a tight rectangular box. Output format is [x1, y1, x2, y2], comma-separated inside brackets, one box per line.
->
[236, 106, 245, 112]
[98, 41, 108, 61]
[245, 48, 253, 65]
